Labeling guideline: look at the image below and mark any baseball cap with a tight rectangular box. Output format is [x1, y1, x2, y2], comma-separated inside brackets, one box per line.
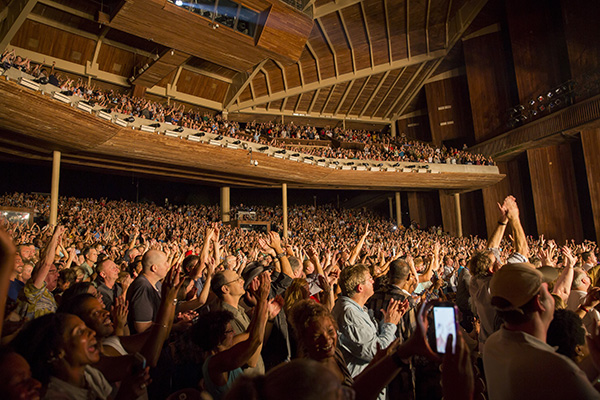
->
[490, 263, 543, 310]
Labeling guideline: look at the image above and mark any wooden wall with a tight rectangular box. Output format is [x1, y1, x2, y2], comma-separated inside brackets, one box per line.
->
[527, 143, 583, 243]
[460, 190, 487, 238]
[407, 191, 442, 229]
[561, 0, 600, 80]
[463, 30, 517, 143]
[581, 129, 600, 241]
[506, 0, 570, 104]
[439, 191, 459, 237]
[424, 76, 474, 147]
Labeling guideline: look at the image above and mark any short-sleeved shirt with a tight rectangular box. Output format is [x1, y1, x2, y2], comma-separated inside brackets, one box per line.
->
[126, 275, 161, 334]
[95, 279, 123, 310]
[16, 281, 57, 320]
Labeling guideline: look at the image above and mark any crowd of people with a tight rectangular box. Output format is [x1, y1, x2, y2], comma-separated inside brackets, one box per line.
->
[0, 190, 598, 399]
[2, 50, 494, 167]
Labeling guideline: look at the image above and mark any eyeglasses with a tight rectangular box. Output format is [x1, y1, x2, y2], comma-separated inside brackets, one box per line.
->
[223, 276, 243, 286]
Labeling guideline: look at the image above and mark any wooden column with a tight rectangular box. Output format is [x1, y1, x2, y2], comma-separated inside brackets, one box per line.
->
[220, 186, 230, 222]
[454, 193, 463, 238]
[49, 151, 61, 226]
[282, 183, 288, 238]
[395, 192, 402, 227]
[581, 129, 600, 241]
[527, 143, 583, 243]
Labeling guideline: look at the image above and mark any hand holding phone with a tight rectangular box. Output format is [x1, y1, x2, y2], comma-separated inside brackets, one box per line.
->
[433, 305, 458, 354]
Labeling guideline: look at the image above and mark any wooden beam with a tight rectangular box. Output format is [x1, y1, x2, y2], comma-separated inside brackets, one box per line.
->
[262, 69, 272, 96]
[38, 0, 94, 21]
[231, 107, 390, 124]
[359, 2, 374, 68]
[316, 18, 338, 77]
[321, 84, 336, 114]
[406, 0, 411, 59]
[314, 0, 365, 18]
[294, 93, 303, 113]
[383, 0, 392, 63]
[394, 58, 443, 117]
[0, 0, 37, 51]
[337, 10, 356, 74]
[181, 65, 233, 84]
[425, 0, 431, 55]
[281, 96, 288, 112]
[383, 63, 426, 119]
[372, 68, 406, 117]
[223, 60, 268, 110]
[273, 60, 288, 91]
[249, 81, 256, 101]
[445, 0, 453, 48]
[305, 41, 322, 82]
[308, 88, 321, 113]
[335, 80, 355, 114]
[229, 49, 445, 112]
[359, 71, 390, 117]
[298, 60, 305, 86]
[346, 77, 370, 116]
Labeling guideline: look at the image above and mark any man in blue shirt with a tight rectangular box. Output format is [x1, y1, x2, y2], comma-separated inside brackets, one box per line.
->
[332, 263, 404, 400]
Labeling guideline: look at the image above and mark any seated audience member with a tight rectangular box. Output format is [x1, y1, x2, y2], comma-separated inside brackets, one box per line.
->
[193, 273, 270, 400]
[483, 263, 600, 400]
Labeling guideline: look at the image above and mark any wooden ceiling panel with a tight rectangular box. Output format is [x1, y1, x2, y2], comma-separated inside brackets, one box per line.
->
[341, 5, 371, 70]
[264, 61, 285, 93]
[97, 44, 149, 77]
[323, 82, 350, 114]
[156, 70, 176, 88]
[268, 99, 284, 111]
[308, 27, 336, 80]
[358, 72, 395, 116]
[349, 72, 384, 115]
[192, 76, 229, 103]
[297, 90, 315, 111]
[285, 94, 301, 111]
[429, 0, 450, 51]
[12, 20, 95, 66]
[284, 64, 302, 88]
[186, 58, 239, 80]
[252, 72, 269, 98]
[363, 0, 390, 65]
[300, 49, 319, 85]
[32, 3, 102, 36]
[408, 0, 428, 56]
[339, 77, 369, 113]
[239, 85, 253, 103]
[313, 86, 333, 114]
[318, 13, 354, 75]
[132, 49, 190, 88]
[387, 0, 409, 61]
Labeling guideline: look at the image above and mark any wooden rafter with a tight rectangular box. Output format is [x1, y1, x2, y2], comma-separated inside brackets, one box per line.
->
[372, 68, 407, 117]
[335, 81, 355, 114]
[384, 0, 393, 64]
[337, 10, 356, 74]
[305, 41, 322, 82]
[321, 85, 337, 114]
[273, 60, 288, 91]
[314, 0, 365, 18]
[308, 88, 321, 113]
[406, 0, 411, 59]
[294, 94, 303, 113]
[359, 71, 390, 117]
[425, 0, 431, 55]
[262, 69, 272, 96]
[229, 50, 445, 112]
[359, 2, 374, 68]
[316, 18, 339, 77]
[281, 96, 288, 112]
[223, 60, 268, 110]
[383, 63, 426, 119]
[346, 78, 370, 116]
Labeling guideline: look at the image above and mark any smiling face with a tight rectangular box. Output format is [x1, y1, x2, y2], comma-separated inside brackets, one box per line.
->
[303, 316, 338, 361]
[61, 315, 101, 366]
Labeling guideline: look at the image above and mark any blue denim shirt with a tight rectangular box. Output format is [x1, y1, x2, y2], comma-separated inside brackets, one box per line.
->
[331, 295, 397, 377]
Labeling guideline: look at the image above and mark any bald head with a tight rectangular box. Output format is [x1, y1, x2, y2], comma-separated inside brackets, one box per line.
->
[142, 250, 169, 281]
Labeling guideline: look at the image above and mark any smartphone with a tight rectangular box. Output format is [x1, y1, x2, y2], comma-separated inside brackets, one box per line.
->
[131, 352, 147, 375]
[433, 305, 458, 354]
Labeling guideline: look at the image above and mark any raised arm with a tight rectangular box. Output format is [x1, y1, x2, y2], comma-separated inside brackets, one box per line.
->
[553, 246, 576, 304]
[32, 225, 65, 289]
[348, 223, 370, 266]
[487, 200, 508, 249]
[0, 227, 16, 334]
[504, 196, 529, 259]
[268, 231, 293, 279]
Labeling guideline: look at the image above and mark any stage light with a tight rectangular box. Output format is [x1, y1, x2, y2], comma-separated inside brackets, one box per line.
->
[175, 0, 183, 6]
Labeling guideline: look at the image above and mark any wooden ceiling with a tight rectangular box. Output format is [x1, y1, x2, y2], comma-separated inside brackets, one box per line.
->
[1, 0, 489, 124]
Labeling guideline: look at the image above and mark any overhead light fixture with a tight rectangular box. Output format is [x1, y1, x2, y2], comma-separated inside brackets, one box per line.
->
[175, 0, 183, 6]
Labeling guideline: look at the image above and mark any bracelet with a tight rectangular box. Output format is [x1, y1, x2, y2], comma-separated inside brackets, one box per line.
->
[276, 252, 286, 259]
[498, 221, 508, 226]
[172, 298, 178, 305]
[580, 306, 590, 313]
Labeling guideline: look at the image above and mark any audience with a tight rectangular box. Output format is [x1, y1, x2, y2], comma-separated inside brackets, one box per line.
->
[0, 189, 598, 399]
